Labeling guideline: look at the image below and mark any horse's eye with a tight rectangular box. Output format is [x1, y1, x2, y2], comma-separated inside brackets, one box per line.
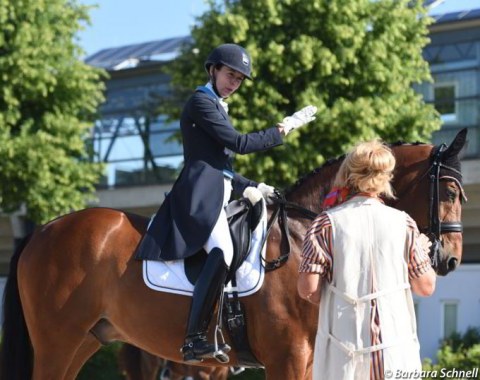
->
[446, 188, 457, 201]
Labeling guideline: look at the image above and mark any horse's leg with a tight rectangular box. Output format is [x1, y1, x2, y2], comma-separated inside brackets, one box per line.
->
[64, 335, 102, 380]
[20, 279, 105, 380]
[25, 320, 99, 380]
[18, 228, 110, 379]
[28, 332, 86, 379]
[139, 349, 163, 380]
[248, 228, 316, 380]
[19, 280, 95, 380]
[262, 340, 312, 379]
[118, 343, 145, 380]
[253, 295, 314, 380]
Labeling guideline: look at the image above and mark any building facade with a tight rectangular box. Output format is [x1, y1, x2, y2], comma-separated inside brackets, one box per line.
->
[413, 8, 480, 359]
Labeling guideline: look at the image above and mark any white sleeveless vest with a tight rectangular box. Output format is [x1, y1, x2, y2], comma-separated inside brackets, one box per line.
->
[313, 196, 421, 380]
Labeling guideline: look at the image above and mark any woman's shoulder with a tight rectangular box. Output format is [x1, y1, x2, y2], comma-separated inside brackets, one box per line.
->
[185, 90, 216, 111]
[182, 90, 216, 114]
[191, 88, 217, 103]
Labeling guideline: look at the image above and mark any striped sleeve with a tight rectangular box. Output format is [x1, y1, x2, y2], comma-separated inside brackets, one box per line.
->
[299, 212, 333, 280]
[405, 214, 433, 279]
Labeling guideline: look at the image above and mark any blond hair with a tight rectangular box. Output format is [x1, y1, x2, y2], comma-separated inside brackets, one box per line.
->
[333, 139, 396, 199]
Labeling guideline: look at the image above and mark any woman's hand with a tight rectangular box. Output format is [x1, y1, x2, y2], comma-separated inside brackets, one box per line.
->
[278, 105, 318, 136]
[257, 183, 277, 204]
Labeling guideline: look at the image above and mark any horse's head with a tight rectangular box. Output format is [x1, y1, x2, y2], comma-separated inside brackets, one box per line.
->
[390, 129, 468, 276]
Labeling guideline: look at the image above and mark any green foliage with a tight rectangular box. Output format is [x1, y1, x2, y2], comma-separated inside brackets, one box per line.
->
[422, 327, 480, 379]
[0, 0, 106, 223]
[77, 343, 265, 380]
[162, 0, 440, 188]
[78, 343, 125, 380]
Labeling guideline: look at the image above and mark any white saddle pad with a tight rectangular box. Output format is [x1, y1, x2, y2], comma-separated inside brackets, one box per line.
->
[142, 201, 267, 297]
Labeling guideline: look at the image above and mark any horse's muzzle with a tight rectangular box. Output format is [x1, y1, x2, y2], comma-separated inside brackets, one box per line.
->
[447, 256, 459, 272]
[434, 250, 459, 276]
[429, 238, 459, 276]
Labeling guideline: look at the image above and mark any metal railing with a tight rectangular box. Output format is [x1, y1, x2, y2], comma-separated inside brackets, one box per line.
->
[86, 111, 480, 188]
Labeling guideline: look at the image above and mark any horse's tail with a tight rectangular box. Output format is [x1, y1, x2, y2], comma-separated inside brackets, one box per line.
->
[0, 235, 33, 380]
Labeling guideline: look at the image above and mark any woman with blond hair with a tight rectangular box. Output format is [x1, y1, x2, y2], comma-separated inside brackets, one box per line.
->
[297, 140, 435, 380]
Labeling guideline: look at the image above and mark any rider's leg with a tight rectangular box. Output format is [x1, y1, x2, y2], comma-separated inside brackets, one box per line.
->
[182, 247, 231, 363]
[182, 179, 234, 363]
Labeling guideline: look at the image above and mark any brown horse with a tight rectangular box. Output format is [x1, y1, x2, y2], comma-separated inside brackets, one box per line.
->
[1, 130, 467, 380]
[118, 343, 231, 380]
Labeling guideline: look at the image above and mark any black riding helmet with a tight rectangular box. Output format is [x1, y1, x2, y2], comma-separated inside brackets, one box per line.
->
[204, 43, 252, 80]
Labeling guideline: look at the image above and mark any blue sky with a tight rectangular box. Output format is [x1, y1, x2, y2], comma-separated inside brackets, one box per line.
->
[78, 0, 210, 57]
[78, 0, 480, 58]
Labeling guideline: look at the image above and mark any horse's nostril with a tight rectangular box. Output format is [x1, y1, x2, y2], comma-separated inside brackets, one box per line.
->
[447, 257, 458, 272]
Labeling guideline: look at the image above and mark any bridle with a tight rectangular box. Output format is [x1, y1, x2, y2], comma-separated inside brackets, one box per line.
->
[262, 194, 317, 271]
[420, 143, 466, 269]
[263, 143, 467, 272]
[427, 144, 465, 236]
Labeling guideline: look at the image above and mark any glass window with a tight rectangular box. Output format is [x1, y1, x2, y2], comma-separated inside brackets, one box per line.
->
[89, 115, 183, 187]
[443, 302, 458, 339]
[433, 84, 457, 123]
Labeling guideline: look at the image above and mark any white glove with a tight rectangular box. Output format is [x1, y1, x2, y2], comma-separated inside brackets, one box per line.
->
[257, 182, 276, 204]
[279, 105, 317, 135]
[243, 186, 263, 205]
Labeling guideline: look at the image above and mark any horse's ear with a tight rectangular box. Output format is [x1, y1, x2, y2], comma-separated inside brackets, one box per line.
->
[443, 128, 468, 159]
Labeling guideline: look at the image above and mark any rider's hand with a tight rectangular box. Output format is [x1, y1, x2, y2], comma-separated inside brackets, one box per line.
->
[278, 105, 317, 136]
[257, 183, 276, 205]
[243, 186, 263, 205]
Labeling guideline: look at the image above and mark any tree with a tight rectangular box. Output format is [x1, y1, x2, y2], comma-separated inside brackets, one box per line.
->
[162, 0, 440, 188]
[422, 327, 480, 379]
[0, 0, 105, 223]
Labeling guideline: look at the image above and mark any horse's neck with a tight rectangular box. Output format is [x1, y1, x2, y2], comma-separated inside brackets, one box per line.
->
[287, 164, 340, 214]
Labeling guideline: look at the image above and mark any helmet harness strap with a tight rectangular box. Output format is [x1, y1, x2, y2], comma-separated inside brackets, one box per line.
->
[209, 66, 221, 98]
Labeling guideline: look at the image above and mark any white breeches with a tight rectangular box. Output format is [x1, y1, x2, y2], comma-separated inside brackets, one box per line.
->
[203, 178, 234, 267]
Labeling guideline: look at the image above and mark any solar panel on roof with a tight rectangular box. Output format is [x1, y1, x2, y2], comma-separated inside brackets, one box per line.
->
[85, 36, 192, 70]
[432, 8, 480, 23]
[85, 7, 480, 69]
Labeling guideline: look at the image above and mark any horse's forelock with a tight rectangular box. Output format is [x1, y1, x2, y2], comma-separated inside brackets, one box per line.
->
[442, 152, 462, 183]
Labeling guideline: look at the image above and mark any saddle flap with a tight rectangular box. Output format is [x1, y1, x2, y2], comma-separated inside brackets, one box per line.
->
[226, 198, 265, 278]
[184, 198, 266, 286]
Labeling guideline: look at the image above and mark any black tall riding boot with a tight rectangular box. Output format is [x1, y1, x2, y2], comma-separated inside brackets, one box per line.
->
[181, 247, 231, 363]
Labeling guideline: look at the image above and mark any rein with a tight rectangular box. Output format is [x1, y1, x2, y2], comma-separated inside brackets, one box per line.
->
[262, 193, 317, 271]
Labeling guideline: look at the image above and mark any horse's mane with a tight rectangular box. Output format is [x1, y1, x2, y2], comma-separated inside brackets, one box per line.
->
[285, 140, 429, 197]
[285, 155, 344, 197]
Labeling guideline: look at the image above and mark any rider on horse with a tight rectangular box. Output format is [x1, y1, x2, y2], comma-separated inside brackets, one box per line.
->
[135, 43, 317, 363]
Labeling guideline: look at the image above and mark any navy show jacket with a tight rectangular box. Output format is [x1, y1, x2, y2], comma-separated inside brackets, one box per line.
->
[135, 87, 283, 261]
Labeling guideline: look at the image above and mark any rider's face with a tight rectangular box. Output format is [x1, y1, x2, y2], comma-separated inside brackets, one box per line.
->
[211, 65, 245, 98]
